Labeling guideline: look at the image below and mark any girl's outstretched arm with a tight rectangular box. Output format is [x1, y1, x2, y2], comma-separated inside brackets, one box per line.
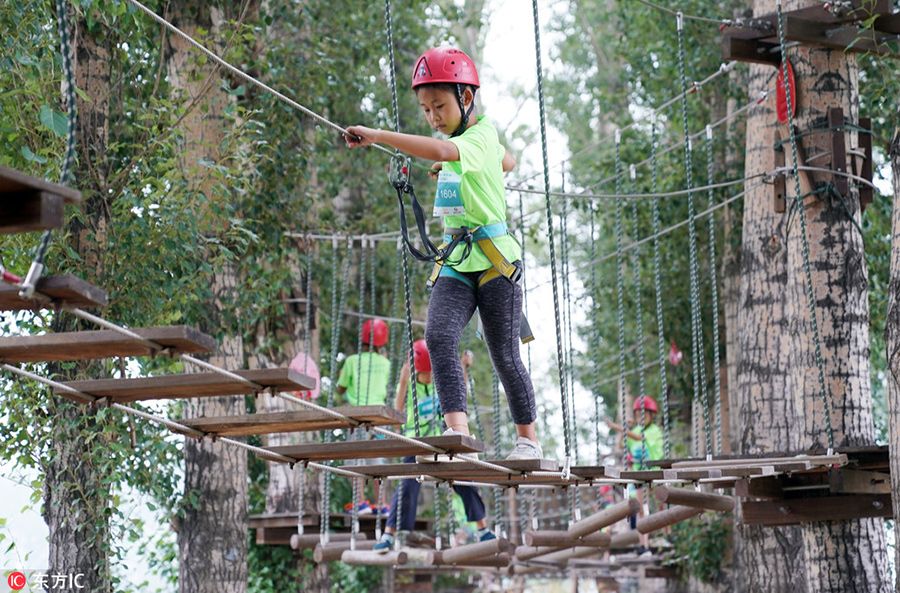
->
[345, 125, 459, 163]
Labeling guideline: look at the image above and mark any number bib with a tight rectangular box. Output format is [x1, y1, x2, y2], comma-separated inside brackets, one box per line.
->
[433, 170, 466, 217]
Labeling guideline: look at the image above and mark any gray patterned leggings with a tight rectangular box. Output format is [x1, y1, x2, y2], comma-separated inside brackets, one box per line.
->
[424, 267, 536, 426]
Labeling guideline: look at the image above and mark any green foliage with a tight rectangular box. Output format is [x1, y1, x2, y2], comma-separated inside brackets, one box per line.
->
[669, 514, 731, 584]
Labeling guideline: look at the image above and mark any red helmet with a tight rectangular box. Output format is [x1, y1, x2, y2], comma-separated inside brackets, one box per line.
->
[412, 339, 431, 372]
[633, 396, 658, 413]
[411, 47, 480, 90]
[362, 319, 388, 347]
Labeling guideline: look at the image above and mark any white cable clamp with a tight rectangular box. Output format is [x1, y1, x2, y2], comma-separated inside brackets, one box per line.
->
[562, 455, 572, 481]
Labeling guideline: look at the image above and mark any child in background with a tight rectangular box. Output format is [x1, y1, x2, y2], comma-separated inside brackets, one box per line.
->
[335, 318, 391, 407]
[345, 47, 541, 460]
[374, 342, 495, 553]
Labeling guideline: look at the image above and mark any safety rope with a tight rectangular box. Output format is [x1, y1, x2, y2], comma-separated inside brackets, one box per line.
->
[676, 12, 712, 458]
[531, 0, 572, 462]
[517, 191, 533, 373]
[705, 126, 724, 454]
[356, 240, 366, 405]
[590, 204, 602, 465]
[650, 116, 671, 457]
[628, 165, 649, 466]
[775, 0, 834, 452]
[559, 186, 578, 468]
[614, 131, 629, 468]
[19, 0, 79, 300]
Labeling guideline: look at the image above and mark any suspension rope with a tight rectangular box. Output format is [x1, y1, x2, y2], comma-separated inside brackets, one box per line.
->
[590, 203, 603, 465]
[531, 0, 572, 462]
[614, 131, 629, 468]
[649, 116, 671, 457]
[705, 126, 724, 455]
[676, 12, 711, 457]
[775, 0, 834, 452]
[628, 165, 649, 467]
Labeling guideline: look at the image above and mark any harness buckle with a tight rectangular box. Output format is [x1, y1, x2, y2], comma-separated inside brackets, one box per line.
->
[389, 153, 410, 190]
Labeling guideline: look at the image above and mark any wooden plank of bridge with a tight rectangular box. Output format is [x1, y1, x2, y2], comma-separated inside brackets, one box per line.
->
[179, 405, 404, 436]
[53, 367, 315, 403]
[263, 434, 484, 463]
[0, 165, 81, 235]
[741, 493, 892, 526]
[0, 275, 108, 311]
[347, 458, 558, 481]
[0, 325, 216, 362]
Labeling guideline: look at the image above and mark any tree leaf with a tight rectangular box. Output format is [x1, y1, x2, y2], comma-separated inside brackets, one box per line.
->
[20, 145, 47, 163]
[40, 104, 69, 138]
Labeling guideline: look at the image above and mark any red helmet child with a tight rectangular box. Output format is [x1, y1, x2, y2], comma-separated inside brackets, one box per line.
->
[362, 319, 388, 347]
[412, 339, 432, 373]
[632, 395, 658, 413]
[411, 47, 480, 137]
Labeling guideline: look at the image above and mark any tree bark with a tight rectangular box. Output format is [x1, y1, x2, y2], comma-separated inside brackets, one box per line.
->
[164, 3, 249, 592]
[780, 10, 889, 591]
[886, 125, 900, 593]
[43, 9, 114, 592]
[735, 43, 809, 591]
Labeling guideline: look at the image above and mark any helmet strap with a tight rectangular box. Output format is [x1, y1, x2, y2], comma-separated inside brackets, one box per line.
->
[450, 84, 476, 138]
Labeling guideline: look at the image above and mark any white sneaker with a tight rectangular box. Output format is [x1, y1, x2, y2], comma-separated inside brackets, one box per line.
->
[506, 436, 543, 460]
[416, 429, 479, 463]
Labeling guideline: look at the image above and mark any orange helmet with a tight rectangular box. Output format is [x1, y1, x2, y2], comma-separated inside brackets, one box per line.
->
[633, 396, 658, 413]
[362, 319, 388, 347]
[412, 339, 431, 372]
[411, 47, 480, 90]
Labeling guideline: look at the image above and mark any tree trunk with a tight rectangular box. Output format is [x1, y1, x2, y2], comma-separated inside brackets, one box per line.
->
[165, 3, 248, 592]
[43, 9, 114, 592]
[734, 51, 808, 593]
[886, 125, 900, 593]
[780, 7, 889, 590]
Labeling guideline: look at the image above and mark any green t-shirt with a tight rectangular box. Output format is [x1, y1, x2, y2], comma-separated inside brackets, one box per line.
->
[442, 116, 521, 273]
[402, 380, 443, 438]
[336, 352, 391, 406]
[626, 423, 664, 470]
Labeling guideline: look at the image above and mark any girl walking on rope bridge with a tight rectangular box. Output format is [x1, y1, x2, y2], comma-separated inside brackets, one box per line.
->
[345, 47, 542, 461]
[374, 342, 495, 553]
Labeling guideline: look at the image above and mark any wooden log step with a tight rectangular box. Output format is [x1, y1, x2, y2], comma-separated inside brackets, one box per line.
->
[0, 325, 216, 363]
[340, 550, 407, 566]
[608, 529, 641, 549]
[525, 530, 610, 548]
[436, 538, 510, 564]
[180, 405, 404, 437]
[670, 453, 847, 470]
[314, 540, 377, 562]
[346, 458, 558, 480]
[636, 505, 704, 534]
[53, 367, 315, 404]
[263, 434, 484, 463]
[655, 486, 735, 512]
[568, 499, 641, 539]
[431, 551, 510, 567]
[0, 165, 81, 235]
[0, 275, 107, 311]
[292, 532, 368, 550]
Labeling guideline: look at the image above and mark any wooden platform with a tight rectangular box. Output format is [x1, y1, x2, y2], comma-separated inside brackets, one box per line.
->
[0, 165, 81, 235]
[249, 512, 433, 546]
[53, 367, 315, 403]
[0, 325, 216, 362]
[262, 434, 484, 464]
[349, 458, 560, 484]
[180, 405, 405, 436]
[0, 275, 107, 311]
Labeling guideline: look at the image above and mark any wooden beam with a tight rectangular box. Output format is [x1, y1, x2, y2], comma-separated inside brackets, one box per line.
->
[608, 530, 641, 549]
[264, 434, 484, 463]
[254, 527, 297, 546]
[179, 405, 404, 436]
[741, 493, 892, 525]
[0, 166, 81, 235]
[341, 550, 407, 566]
[735, 476, 784, 499]
[524, 530, 610, 548]
[54, 367, 315, 403]
[426, 538, 509, 565]
[781, 14, 900, 59]
[829, 469, 891, 495]
[291, 532, 367, 549]
[722, 36, 781, 66]
[314, 540, 377, 562]
[0, 275, 108, 311]
[431, 551, 510, 567]
[0, 325, 216, 363]
[346, 458, 557, 479]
